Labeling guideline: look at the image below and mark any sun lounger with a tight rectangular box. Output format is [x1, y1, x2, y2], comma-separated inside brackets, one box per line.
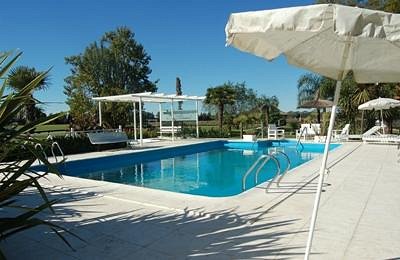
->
[296, 123, 320, 140]
[361, 125, 400, 143]
[363, 134, 400, 144]
[362, 125, 382, 137]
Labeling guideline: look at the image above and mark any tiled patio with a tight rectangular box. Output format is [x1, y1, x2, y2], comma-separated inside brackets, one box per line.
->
[2, 142, 399, 259]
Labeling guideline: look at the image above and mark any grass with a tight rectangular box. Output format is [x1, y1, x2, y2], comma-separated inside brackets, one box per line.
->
[34, 124, 69, 132]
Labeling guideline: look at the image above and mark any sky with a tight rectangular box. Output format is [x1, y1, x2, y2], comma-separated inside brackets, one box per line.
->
[2, 0, 314, 114]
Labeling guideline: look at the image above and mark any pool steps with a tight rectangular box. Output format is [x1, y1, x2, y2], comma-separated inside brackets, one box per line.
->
[242, 150, 291, 191]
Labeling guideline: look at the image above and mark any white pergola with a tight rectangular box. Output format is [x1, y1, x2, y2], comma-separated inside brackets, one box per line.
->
[92, 92, 205, 146]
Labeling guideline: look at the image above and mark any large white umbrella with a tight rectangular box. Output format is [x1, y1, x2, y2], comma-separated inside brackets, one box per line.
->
[358, 97, 400, 134]
[226, 4, 400, 259]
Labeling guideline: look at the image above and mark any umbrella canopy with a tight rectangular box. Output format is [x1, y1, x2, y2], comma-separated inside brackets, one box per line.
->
[358, 97, 400, 134]
[226, 4, 400, 259]
[358, 97, 400, 110]
[298, 99, 333, 109]
[226, 4, 400, 83]
[298, 99, 333, 125]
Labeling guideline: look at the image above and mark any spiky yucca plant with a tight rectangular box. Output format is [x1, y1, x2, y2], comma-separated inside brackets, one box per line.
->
[0, 52, 80, 259]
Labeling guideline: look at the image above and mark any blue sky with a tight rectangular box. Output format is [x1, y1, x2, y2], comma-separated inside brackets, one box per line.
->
[2, 0, 314, 114]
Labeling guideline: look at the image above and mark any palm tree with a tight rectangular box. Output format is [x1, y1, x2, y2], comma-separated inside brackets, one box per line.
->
[256, 95, 279, 129]
[297, 73, 335, 123]
[8, 66, 49, 123]
[233, 113, 249, 138]
[204, 84, 236, 132]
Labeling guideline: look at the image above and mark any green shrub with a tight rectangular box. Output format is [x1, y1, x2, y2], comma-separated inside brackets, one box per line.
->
[124, 127, 158, 139]
[55, 135, 126, 154]
[0, 52, 81, 257]
[199, 127, 231, 138]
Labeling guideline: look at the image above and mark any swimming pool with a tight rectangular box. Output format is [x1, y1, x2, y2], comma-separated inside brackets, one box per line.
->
[52, 140, 339, 197]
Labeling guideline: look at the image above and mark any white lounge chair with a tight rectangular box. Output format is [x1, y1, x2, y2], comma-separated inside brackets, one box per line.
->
[268, 124, 285, 140]
[362, 125, 382, 138]
[363, 134, 400, 143]
[333, 123, 350, 141]
[296, 123, 320, 140]
[362, 126, 400, 143]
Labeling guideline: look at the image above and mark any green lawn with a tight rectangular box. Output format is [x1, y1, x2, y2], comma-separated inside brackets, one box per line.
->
[35, 124, 69, 132]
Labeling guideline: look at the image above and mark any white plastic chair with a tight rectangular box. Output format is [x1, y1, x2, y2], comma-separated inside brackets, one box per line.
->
[333, 123, 350, 141]
[268, 124, 285, 140]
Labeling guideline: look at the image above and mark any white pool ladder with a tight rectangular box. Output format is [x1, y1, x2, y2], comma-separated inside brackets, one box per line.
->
[34, 143, 48, 164]
[242, 154, 273, 191]
[265, 151, 291, 191]
[47, 135, 66, 163]
[51, 141, 65, 163]
[242, 150, 292, 191]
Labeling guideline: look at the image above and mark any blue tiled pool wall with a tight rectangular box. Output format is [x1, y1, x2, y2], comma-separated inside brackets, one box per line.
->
[32, 139, 339, 177]
[60, 141, 226, 176]
[64, 140, 276, 175]
[223, 140, 271, 149]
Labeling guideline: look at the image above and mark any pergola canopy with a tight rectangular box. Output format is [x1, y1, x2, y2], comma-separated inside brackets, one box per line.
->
[92, 92, 205, 103]
[92, 92, 205, 146]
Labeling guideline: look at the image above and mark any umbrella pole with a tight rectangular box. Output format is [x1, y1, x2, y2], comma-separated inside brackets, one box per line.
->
[380, 109, 384, 134]
[304, 80, 342, 259]
[361, 110, 364, 134]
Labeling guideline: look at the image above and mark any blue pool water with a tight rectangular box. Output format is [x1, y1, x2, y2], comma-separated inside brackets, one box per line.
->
[53, 140, 340, 197]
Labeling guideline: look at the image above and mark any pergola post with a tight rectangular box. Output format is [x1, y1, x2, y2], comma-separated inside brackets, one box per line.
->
[98, 101, 102, 126]
[195, 100, 199, 138]
[159, 103, 163, 139]
[171, 99, 175, 141]
[92, 94, 205, 142]
[133, 102, 137, 140]
[139, 97, 143, 146]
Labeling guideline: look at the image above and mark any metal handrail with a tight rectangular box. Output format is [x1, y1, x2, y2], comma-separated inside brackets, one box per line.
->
[51, 141, 65, 163]
[242, 150, 292, 191]
[255, 154, 280, 184]
[249, 129, 265, 150]
[265, 151, 291, 191]
[34, 143, 48, 164]
[296, 127, 308, 150]
[273, 151, 291, 186]
[242, 154, 269, 191]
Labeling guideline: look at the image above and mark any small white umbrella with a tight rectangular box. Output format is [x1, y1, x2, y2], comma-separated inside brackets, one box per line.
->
[226, 4, 400, 259]
[358, 97, 400, 134]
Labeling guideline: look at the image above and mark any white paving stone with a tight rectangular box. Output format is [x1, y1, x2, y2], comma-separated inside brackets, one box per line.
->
[2, 141, 399, 259]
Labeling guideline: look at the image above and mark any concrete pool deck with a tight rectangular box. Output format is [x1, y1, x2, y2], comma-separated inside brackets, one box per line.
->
[2, 140, 399, 259]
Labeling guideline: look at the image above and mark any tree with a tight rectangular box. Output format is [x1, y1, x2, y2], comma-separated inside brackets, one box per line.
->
[256, 95, 279, 128]
[298, 70, 399, 133]
[64, 26, 158, 128]
[297, 73, 335, 123]
[383, 0, 400, 12]
[228, 82, 257, 115]
[204, 83, 236, 132]
[8, 66, 49, 123]
[176, 77, 183, 110]
[233, 111, 259, 137]
[315, 0, 400, 13]
[64, 83, 97, 130]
